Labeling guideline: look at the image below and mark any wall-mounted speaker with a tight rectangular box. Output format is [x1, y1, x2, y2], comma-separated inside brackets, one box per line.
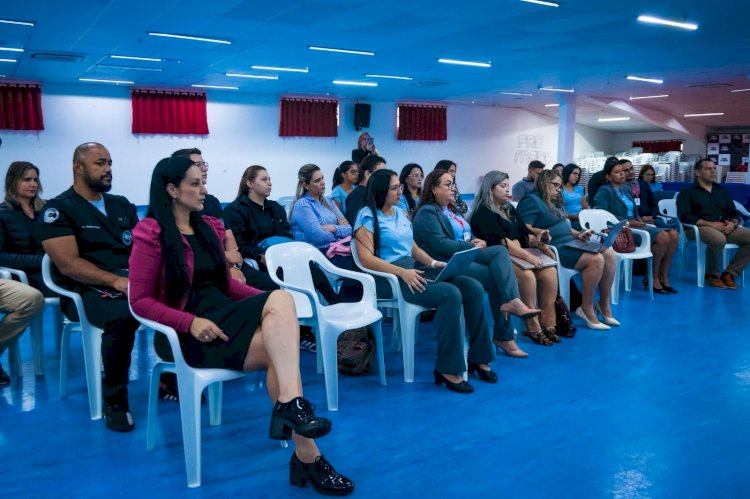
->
[353, 103, 371, 130]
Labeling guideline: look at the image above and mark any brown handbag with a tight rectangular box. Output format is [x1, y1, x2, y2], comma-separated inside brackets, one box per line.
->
[612, 226, 636, 253]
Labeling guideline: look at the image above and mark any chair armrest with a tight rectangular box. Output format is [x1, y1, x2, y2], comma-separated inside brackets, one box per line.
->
[682, 223, 700, 241]
[310, 256, 378, 307]
[0, 268, 11, 279]
[41, 254, 91, 326]
[0, 267, 30, 284]
[630, 228, 651, 251]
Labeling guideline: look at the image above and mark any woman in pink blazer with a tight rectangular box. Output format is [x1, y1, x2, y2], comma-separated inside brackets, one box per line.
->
[128, 156, 353, 496]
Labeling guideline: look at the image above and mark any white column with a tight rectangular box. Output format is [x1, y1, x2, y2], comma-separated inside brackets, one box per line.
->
[556, 94, 577, 164]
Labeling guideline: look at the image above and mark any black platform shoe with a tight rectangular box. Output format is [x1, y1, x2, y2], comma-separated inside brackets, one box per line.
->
[433, 370, 474, 393]
[467, 362, 498, 383]
[269, 397, 332, 440]
[290, 453, 355, 496]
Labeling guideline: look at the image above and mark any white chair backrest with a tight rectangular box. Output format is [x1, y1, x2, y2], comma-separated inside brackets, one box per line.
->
[578, 209, 619, 232]
[658, 198, 678, 218]
[734, 200, 750, 218]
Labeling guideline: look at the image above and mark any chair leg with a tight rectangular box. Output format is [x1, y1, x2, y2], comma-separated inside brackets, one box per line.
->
[623, 259, 633, 292]
[81, 328, 103, 420]
[647, 258, 654, 300]
[59, 324, 73, 398]
[401, 310, 418, 383]
[52, 305, 64, 354]
[30, 314, 44, 376]
[696, 242, 706, 287]
[176, 374, 203, 488]
[370, 320, 386, 387]
[560, 276, 571, 310]
[319, 326, 340, 411]
[314, 326, 323, 375]
[391, 308, 402, 352]
[8, 339, 22, 379]
[611, 259, 622, 305]
[147, 363, 168, 451]
[207, 381, 223, 426]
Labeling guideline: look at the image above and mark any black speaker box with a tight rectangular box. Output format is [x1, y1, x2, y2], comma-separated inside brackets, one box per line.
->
[353, 103, 371, 130]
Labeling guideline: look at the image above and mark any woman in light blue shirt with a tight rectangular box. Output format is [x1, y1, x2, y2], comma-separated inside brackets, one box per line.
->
[561, 163, 587, 230]
[354, 169, 495, 393]
[290, 163, 361, 303]
[330, 160, 358, 215]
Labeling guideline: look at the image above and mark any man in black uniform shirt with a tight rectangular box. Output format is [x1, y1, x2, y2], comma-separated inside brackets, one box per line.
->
[37, 142, 139, 432]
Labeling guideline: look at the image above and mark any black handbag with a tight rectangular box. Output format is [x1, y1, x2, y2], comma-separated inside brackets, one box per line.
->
[555, 294, 577, 338]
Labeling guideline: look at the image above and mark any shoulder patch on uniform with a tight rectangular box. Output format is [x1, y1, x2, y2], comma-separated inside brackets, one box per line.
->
[43, 207, 59, 224]
[121, 230, 133, 246]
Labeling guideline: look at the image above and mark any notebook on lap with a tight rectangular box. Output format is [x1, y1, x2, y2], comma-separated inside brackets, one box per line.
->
[564, 221, 626, 253]
[420, 247, 480, 283]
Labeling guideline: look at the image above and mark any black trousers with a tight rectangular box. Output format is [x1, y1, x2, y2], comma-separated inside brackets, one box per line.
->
[62, 290, 139, 407]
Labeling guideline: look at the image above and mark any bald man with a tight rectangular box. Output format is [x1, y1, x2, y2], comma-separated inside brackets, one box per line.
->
[37, 142, 140, 432]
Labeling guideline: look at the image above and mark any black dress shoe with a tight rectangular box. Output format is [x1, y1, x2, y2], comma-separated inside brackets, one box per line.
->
[270, 397, 332, 440]
[0, 364, 10, 385]
[290, 453, 354, 496]
[104, 402, 135, 432]
[433, 370, 474, 393]
[467, 362, 498, 383]
[660, 281, 679, 294]
[644, 278, 669, 294]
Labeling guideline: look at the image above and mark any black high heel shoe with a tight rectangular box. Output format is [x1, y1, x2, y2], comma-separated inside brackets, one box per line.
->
[269, 397, 332, 440]
[467, 362, 498, 383]
[290, 453, 355, 496]
[660, 281, 679, 294]
[433, 370, 474, 393]
[643, 278, 669, 294]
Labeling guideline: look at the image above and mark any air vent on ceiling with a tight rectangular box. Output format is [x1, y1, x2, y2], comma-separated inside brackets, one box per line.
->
[410, 80, 452, 87]
[688, 82, 733, 88]
[30, 52, 85, 63]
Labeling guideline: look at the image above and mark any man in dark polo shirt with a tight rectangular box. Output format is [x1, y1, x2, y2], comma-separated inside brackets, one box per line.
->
[512, 160, 545, 201]
[37, 142, 139, 431]
[677, 158, 750, 289]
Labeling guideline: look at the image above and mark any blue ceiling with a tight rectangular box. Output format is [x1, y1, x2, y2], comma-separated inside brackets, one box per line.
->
[2, 0, 750, 131]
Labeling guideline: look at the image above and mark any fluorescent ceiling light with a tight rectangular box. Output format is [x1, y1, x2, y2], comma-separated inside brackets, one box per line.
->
[366, 74, 413, 81]
[637, 15, 698, 31]
[97, 64, 163, 72]
[730, 88, 750, 93]
[309, 46, 374, 56]
[501, 92, 533, 96]
[598, 117, 630, 122]
[629, 94, 669, 100]
[333, 80, 377, 87]
[627, 75, 663, 84]
[111, 55, 162, 62]
[684, 112, 724, 117]
[226, 73, 278, 80]
[520, 0, 560, 7]
[0, 59, 18, 63]
[0, 19, 35, 27]
[148, 32, 231, 45]
[0, 47, 23, 53]
[539, 86, 574, 93]
[251, 65, 308, 73]
[79, 78, 134, 85]
[191, 84, 238, 90]
[545, 103, 560, 107]
[438, 58, 491, 68]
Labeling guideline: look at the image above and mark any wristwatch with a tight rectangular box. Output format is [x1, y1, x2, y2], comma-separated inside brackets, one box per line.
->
[231, 262, 242, 270]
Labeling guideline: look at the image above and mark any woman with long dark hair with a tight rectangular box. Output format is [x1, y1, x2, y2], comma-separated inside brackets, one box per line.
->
[330, 161, 358, 215]
[129, 157, 353, 496]
[518, 170, 618, 330]
[354, 169, 496, 392]
[0, 161, 56, 295]
[413, 170, 542, 347]
[561, 163, 588, 230]
[433, 160, 468, 215]
[594, 161, 679, 294]
[469, 171, 559, 352]
[397, 163, 423, 219]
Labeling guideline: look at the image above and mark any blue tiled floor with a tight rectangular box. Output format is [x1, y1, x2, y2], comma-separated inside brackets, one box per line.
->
[2, 266, 749, 498]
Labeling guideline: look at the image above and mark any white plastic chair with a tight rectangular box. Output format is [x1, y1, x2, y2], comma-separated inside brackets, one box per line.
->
[41, 254, 99, 419]
[264, 241, 385, 411]
[548, 245, 580, 308]
[0, 266, 64, 376]
[579, 209, 653, 304]
[127, 290, 263, 488]
[660, 199, 743, 287]
[734, 200, 750, 226]
[351, 241, 432, 383]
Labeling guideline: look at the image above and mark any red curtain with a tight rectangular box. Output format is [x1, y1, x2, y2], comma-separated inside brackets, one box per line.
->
[0, 83, 44, 131]
[132, 89, 208, 134]
[279, 98, 338, 137]
[632, 140, 682, 154]
[397, 104, 447, 141]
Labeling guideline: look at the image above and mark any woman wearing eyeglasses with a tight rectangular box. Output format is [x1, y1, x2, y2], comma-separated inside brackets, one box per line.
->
[397, 163, 423, 219]
[517, 170, 618, 330]
[413, 170, 542, 352]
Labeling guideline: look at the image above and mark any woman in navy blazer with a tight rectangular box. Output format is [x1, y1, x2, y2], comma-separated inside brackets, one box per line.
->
[593, 161, 679, 294]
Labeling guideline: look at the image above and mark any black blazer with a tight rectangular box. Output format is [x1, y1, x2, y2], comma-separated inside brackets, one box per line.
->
[412, 203, 473, 262]
[469, 203, 530, 248]
[593, 185, 642, 222]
